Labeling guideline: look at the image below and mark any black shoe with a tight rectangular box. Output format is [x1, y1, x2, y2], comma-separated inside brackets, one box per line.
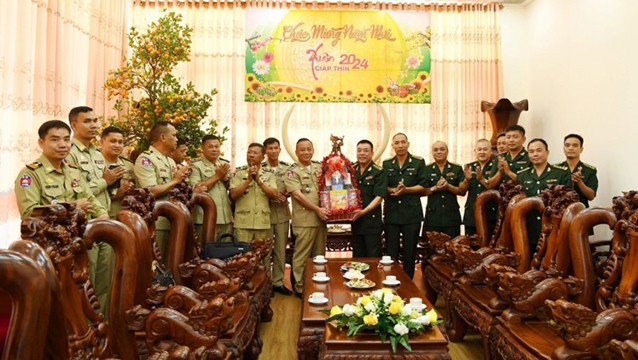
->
[294, 291, 303, 299]
[273, 285, 293, 296]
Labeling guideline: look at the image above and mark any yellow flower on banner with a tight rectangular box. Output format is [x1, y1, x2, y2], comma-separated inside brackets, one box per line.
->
[389, 301, 402, 315]
[364, 314, 378, 326]
[426, 309, 438, 324]
[330, 306, 343, 317]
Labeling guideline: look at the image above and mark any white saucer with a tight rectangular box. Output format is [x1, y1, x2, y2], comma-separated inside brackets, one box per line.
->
[379, 260, 394, 265]
[312, 276, 330, 283]
[308, 297, 329, 305]
[313, 259, 328, 264]
[382, 279, 401, 286]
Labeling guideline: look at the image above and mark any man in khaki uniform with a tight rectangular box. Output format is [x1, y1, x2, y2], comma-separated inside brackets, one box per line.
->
[134, 121, 191, 261]
[263, 137, 293, 296]
[15, 120, 109, 220]
[230, 143, 284, 276]
[100, 126, 136, 217]
[190, 134, 233, 241]
[67, 107, 124, 316]
[284, 138, 329, 298]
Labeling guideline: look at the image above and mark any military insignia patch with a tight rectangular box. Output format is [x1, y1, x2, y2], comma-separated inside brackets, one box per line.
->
[141, 157, 152, 167]
[20, 175, 32, 187]
[71, 178, 80, 187]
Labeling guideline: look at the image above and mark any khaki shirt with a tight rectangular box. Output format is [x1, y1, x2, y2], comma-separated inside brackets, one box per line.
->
[284, 161, 323, 227]
[189, 157, 233, 225]
[263, 161, 292, 224]
[105, 156, 136, 218]
[134, 145, 177, 230]
[14, 155, 108, 219]
[230, 166, 277, 230]
[67, 138, 110, 211]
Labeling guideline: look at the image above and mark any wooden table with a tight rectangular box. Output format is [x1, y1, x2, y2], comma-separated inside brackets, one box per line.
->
[297, 258, 449, 360]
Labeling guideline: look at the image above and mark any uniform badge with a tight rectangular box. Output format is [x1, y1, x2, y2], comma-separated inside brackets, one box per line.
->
[95, 159, 104, 164]
[71, 178, 80, 187]
[20, 175, 32, 187]
[141, 157, 152, 167]
[287, 170, 295, 178]
[446, 172, 455, 177]
[365, 175, 374, 180]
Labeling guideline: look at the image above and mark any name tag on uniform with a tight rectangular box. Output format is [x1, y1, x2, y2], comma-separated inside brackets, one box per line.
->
[446, 172, 455, 177]
[547, 179, 558, 183]
[95, 159, 104, 164]
[365, 175, 374, 180]
[45, 184, 59, 189]
[80, 160, 89, 165]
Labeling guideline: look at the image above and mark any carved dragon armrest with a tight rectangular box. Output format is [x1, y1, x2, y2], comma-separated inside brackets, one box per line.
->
[546, 299, 638, 359]
[609, 339, 638, 360]
[424, 231, 453, 261]
[458, 251, 520, 284]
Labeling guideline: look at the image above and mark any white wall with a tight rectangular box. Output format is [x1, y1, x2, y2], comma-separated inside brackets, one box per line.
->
[501, 0, 638, 213]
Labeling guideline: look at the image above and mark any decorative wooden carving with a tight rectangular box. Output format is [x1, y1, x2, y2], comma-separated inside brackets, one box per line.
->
[0, 243, 52, 360]
[481, 98, 529, 151]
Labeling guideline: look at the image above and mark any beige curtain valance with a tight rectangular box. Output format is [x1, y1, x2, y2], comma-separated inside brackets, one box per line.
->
[133, 0, 503, 11]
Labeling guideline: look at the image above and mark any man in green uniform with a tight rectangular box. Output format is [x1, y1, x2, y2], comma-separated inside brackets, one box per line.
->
[15, 120, 109, 220]
[487, 124, 531, 188]
[516, 138, 572, 251]
[383, 133, 428, 279]
[263, 137, 293, 296]
[134, 121, 191, 261]
[351, 139, 387, 258]
[284, 138, 329, 297]
[554, 133, 598, 208]
[459, 139, 497, 236]
[190, 134, 234, 241]
[100, 126, 136, 217]
[67, 107, 124, 316]
[230, 143, 283, 276]
[423, 141, 465, 238]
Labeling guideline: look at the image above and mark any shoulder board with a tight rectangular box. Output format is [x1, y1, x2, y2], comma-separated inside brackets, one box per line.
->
[261, 161, 267, 167]
[553, 164, 569, 171]
[448, 161, 461, 167]
[552, 162, 564, 167]
[26, 162, 42, 170]
[372, 163, 383, 171]
[582, 162, 596, 170]
[236, 165, 248, 170]
[288, 163, 298, 169]
[141, 150, 152, 155]
[191, 158, 202, 163]
[383, 157, 394, 162]
[280, 160, 290, 166]
[311, 160, 321, 164]
[262, 167, 275, 173]
[411, 155, 423, 160]
[464, 161, 476, 168]
[516, 167, 530, 174]
[118, 156, 133, 163]
[67, 163, 79, 170]
[219, 158, 230, 163]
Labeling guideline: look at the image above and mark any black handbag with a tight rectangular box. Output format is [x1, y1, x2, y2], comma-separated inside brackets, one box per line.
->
[202, 233, 252, 260]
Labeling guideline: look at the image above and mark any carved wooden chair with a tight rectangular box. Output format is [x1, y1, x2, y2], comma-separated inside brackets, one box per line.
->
[448, 186, 582, 359]
[0, 241, 53, 360]
[420, 180, 523, 323]
[487, 189, 618, 360]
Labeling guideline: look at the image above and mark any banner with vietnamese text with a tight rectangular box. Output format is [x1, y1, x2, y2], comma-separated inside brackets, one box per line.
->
[245, 9, 431, 103]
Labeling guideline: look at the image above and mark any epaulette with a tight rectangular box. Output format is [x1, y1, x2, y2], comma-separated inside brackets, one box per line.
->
[26, 162, 42, 170]
[464, 161, 478, 168]
[219, 157, 230, 163]
[311, 160, 321, 164]
[288, 163, 298, 169]
[141, 150, 152, 155]
[280, 160, 290, 166]
[552, 162, 566, 167]
[553, 164, 569, 171]
[382, 156, 394, 162]
[262, 167, 275, 173]
[372, 163, 383, 171]
[236, 165, 248, 171]
[411, 155, 424, 160]
[67, 163, 79, 170]
[516, 167, 530, 174]
[582, 162, 596, 170]
[118, 156, 133, 163]
[449, 161, 461, 167]
[261, 161, 268, 167]
[191, 158, 202, 163]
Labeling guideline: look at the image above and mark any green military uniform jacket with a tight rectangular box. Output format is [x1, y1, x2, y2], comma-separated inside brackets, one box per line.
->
[382, 153, 427, 225]
[230, 166, 277, 230]
[463, 159, 498, 228]
[105, 156, 136, 218]
[424, 161, 463, 228]
[516, 164, 573, 197]
[554, 160, 598, 208]
[284, 161, 323, 227]
[263, 161, 291, 225]
[14, 155, 108, 219]
[352, 162, 387, 234]
[189, 156, 233, 225]
[134, 145, 177, 230]
[67, 138, 110, 211]
[490, 149, 531, 181]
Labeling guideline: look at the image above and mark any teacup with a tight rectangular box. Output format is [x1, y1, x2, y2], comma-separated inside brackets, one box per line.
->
[382, 255, 392, 263]
[385, 275, 397, 283]
[409, 297, 423, 308]
[314, 272, 327, 279]
[314, 255, 326, 262]
[310, 292, 325, 302]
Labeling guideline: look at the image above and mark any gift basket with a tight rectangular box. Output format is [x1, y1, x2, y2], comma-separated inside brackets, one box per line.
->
[318, 135, 362, 222]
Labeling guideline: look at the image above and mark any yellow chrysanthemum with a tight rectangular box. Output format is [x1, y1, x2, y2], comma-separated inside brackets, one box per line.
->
[426, 309, 438, 324]
[363, 314, 378, 326]
[392, 295, 402, 303]
[389, 302, 402, 315]
[381, 288, 393, 294]
[330, 306, 343, 317]
[359, 296, 371, 306]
